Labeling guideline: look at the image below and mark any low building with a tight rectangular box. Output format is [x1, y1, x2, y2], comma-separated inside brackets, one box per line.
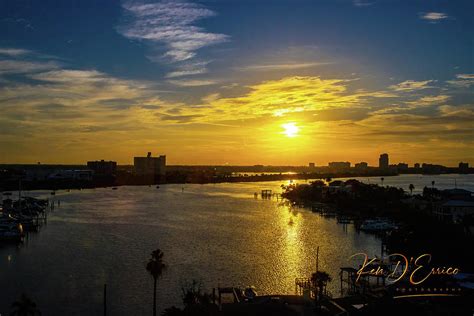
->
[87, 160, 117, 175]
[401, 196, 429, 211]
[397, 163, 408, 172]
[434, 200, 474, 224]
[355, 162, 368, 169]
[422, 163, 446, 174]
[24, 168, 51, 181]
[47, 170, 93, 181]
[434, 188, 474, 229]
[328, 161, 351, 172]
[442, 188, 473, 200]
[459, 162, 469, 173]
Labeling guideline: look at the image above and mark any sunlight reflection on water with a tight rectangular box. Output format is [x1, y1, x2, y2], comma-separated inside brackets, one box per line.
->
[4, 175, 465, 314]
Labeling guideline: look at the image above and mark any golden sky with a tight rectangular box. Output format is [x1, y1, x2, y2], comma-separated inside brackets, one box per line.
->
[1, 1, 473, 166]
[1, 68, 472, 166]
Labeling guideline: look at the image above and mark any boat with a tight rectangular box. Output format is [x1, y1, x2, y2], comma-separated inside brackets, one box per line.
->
[243, 286, 258, 300]
[112, 187, 118, 190]
[0, 222, 23, 242]
[156, 185, 160, 189]
[10, 214, 39, 232]
[321, 210, 337, 218]
[359, 219, 398, 232]
[337, 216, 352, 224]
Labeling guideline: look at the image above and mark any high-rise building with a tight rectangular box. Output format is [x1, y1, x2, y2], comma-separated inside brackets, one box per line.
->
[134, 152, 166, 176]
[459, 162, 469, 173]
[308, 162, 315, 168]
[379, 153, 389, 169]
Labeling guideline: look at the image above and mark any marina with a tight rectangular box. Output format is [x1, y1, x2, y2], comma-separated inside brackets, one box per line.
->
[1, 194, 49, 242]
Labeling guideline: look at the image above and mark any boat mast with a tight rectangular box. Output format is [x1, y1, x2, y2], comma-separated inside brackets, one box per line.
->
[18, 177, 22, 214]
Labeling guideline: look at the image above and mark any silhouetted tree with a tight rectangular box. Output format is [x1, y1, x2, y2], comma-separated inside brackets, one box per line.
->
[381, 177, 385, 186]
[147, 249, 166, 316]
[409, 184, 415, 195]
[311, 180, 326, 187]
[161, 280, 217, 316]
[161, 306, 182, 316]
[181, 280, 217, 315]
[10, 293, 41, 316]
[329, 180, 344, 187]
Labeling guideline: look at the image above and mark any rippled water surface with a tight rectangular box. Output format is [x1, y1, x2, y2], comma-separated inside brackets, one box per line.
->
[1, 174, 472, 315]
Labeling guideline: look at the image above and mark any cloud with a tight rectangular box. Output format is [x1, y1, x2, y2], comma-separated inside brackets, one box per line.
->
[393, 108, 472, 126]
[357, 104, 474, 142]
[166, 68, 207, 78]
[159, 113, 204, 123]
[447, 74, 474, 88]
[353, 0, 375, 7]
[168, 76, 397, 123]
[1, 50, 472, 164]
[165, 60, 210, 78]
[2, 69, 154, 113]
[0, 48, 32, 57]
[118, 0, 228, 62]
[0, 17, 34, 30]
[0, 56, 173, 147]
[30, 69, 108, 83]
[201, 93, 220, 103]
[389, 80, 435, 91]
[237, 62, 332, 72]
[0, 59, 61, 74]
[456, 74, 474, 80]
[438, 104, 474, 117]
[419, 12, 450, 22]
[405, 95, 450, 107]
[167, 79, 217, 86]
[418, 95, 450, 104]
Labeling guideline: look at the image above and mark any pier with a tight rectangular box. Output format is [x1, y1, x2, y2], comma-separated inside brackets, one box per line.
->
[255, 189, 282, 200]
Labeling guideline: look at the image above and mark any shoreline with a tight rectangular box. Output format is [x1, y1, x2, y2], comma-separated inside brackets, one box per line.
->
[3, 171, 473, 192]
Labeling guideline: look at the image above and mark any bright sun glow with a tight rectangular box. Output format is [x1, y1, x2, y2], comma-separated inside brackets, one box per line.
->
[282, 123, 300, 138]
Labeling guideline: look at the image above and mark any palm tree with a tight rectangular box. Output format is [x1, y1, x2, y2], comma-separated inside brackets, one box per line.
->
[10, 293, 41, 316]
[380, 177, 385, 186]
[311, 271, 332, 302]
[409, 184, 415, 195]
[146, 249, 166, 316]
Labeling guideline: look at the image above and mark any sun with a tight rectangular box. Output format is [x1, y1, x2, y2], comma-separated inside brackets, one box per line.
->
[282, 123, 300, 138]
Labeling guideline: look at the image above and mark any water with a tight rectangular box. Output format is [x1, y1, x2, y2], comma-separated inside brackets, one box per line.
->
[0, 174, 472, 315]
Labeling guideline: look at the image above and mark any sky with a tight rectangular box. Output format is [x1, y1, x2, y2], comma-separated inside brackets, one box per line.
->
[0, 0, 473, 166]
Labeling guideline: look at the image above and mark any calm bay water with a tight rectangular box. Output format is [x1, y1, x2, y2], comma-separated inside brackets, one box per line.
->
[1, 174, 472, 315]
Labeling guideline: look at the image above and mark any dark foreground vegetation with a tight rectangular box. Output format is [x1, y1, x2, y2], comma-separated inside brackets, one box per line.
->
[9, 246, 473, 316]
[282, 179, 474, 270]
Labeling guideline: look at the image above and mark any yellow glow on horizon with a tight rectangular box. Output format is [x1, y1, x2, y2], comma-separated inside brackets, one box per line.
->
[282, 122, 300, 138]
